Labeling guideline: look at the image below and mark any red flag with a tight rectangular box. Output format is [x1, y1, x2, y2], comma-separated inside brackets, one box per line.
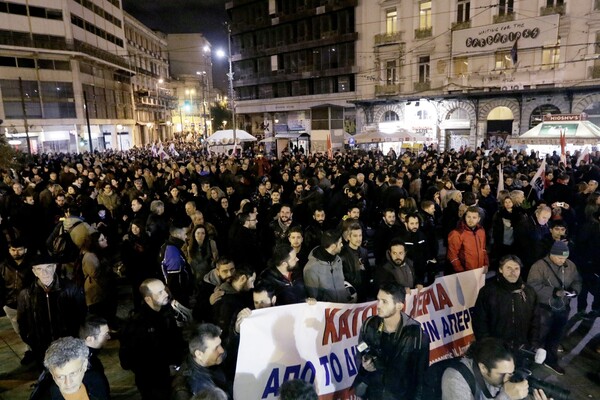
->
[327, 133, 333, 160]
[560, 130, 566, 165]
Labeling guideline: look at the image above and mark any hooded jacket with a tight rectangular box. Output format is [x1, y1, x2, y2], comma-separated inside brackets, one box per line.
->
[0, 255, 33, 309]
[447, 220, 488, 272]
[303, 246, 348, 303]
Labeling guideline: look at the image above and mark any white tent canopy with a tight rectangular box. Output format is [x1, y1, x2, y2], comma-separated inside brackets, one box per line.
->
[508, 120, 600, 145]
[206, 129, 257, 145]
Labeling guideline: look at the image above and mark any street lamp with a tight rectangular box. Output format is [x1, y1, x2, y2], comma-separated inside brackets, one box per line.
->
[217, 23, 237, 155]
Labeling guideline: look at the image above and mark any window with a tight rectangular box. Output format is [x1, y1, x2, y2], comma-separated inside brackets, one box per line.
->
[453, 57, 468, 77]
[457, 0, 470, 23]
[386, 9, 397, 34]
[418, 56, 430, 83]
[498, 0, 514, 16]
[383, 110, 399, 121]
[495, 51, 511, 69]
[596, 32, 600, 54]
[542, 44, 560, 69]
[417, 110, 429, 120]
[338, 76, 351, 92]
[386, 60, 397, 85]
[419, 1, 432, 29]
[546, 0, 564, 6]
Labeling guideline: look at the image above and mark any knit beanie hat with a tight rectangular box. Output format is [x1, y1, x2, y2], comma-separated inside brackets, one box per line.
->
[550, 240, 569, 257]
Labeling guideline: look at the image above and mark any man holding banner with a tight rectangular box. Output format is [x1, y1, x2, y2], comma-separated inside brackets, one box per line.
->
[352, 282, 429, 400]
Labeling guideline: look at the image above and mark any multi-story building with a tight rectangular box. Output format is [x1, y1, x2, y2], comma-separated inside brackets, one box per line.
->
[355, 0, 600, 151]
[124, 12, 172, 146]
[225, 0, 358, 154]
[0, 0, 135, 153]
[167, 33, 214, 139]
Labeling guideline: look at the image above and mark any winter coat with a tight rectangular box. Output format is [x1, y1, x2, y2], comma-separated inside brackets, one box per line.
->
[374, 255, 418, 290]
[81, 251, 113, 306]
[259, 267, 307, 305]
[353, 313, 430, 400]
[303, 246, 348, 303]
[447, 220, 488, 272]
[171, 355, 232, 400]
[527, 256, 582, 310]
[473, 275, 539, 348]
[63, 216, 95, 250]
[0, 256, 33, 309]
[17, 277, 87, 356]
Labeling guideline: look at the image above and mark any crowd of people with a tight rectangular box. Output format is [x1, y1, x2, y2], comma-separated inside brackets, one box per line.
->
[0, 141, 598, 399]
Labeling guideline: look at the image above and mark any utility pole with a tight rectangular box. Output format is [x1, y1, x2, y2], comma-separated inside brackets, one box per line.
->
[83, 90, 93, 152]
[18, 78, 32, 155]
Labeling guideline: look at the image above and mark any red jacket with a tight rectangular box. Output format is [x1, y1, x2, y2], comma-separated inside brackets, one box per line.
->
[447, 220, 488, 272]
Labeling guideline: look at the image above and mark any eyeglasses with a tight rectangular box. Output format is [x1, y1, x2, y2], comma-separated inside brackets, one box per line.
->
[53, 362, 86, 382]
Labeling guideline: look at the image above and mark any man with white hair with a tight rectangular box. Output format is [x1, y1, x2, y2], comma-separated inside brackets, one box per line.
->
[38, 336, 109, 399]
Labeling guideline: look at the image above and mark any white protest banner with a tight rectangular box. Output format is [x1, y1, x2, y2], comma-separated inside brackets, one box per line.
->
[404, 268, 486, 363]
[234, 268, 486, 399]
[235, 301, 376, 399]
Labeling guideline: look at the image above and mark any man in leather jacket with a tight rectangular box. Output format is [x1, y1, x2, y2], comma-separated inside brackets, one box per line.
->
[352, 282, 430, 400]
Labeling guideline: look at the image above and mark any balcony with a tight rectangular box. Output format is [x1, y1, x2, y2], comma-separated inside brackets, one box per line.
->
[451, 21, 471, 31]
[540, 3, 566, 16]
[375, 31, 404, 46]
[493, 13, 515, 24]
[414, 81, 431, 91]
[414, 27, 432, 40]
[375, 84, 402, 96]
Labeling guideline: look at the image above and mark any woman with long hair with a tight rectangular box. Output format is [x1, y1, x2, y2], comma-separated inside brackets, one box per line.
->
[79, 231, 117, 325]
[185, 225, 218, 283]
[121, 218, 154, 309]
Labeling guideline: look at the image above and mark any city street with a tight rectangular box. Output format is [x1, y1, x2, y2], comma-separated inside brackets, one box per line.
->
[0, 285, 598, 399]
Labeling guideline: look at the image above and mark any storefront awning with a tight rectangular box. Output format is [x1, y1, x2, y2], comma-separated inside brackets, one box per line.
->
[275, 132, 307, 139]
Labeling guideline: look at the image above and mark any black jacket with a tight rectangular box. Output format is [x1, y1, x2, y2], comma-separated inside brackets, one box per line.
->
[473, 275, 539, 348]
[259, 266, 306, 305]
[0, 256, 33, 309]
[119, 303, 186, 376]
[172, 355, 232, 400]
[33, 368, 110, 400]
[17, 277, 86, 357]
[353, 313, 430, 400]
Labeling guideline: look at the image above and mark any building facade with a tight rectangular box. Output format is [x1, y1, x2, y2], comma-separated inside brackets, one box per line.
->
[226, 0, 359, 154]
[354, 0, 600, 151]
[0, 0, 136, 153]
[166, 33, 215, 140]
[124, 12, 172, 147]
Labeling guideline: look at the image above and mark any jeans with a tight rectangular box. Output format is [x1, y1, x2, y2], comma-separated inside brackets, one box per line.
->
[536, 305, 569, 365]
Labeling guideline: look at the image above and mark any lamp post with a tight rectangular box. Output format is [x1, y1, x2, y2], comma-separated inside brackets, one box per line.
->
[217, 23, 237, 155]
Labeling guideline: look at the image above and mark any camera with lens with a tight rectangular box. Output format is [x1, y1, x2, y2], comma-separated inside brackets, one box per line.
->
[510, 368, 570, 400]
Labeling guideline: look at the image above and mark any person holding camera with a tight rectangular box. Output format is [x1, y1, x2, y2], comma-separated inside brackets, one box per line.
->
[352, 282, 429, 400]
[528, 240, 582, 375]
[441, 338, 552, 400]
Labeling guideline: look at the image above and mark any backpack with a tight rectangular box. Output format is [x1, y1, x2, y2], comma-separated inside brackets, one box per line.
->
[421, 357, 476, 400]
[46, 220, 82, 261]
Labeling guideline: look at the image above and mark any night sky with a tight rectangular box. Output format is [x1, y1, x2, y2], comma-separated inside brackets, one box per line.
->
[122, 0, 229, 89]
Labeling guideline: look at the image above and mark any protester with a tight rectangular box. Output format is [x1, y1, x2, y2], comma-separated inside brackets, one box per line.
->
[352, 282, 430, 399]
